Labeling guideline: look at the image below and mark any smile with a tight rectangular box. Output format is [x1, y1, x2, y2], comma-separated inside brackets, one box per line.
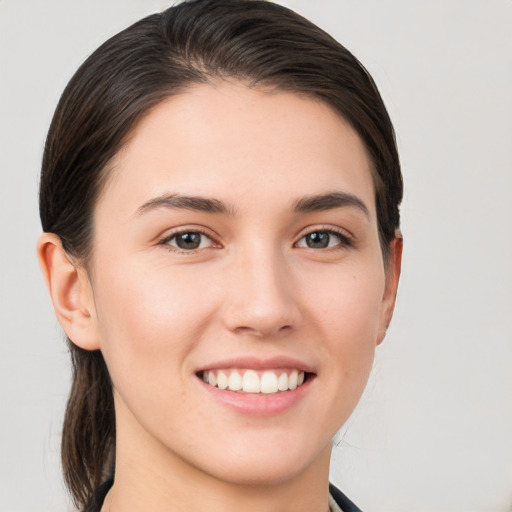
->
[200, 369, 307, 394]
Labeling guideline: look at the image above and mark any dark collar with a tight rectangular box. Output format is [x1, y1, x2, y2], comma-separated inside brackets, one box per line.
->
[85, 479, 362, 512]
[329, 483, 363, 512]
[84, 477, 114, 512]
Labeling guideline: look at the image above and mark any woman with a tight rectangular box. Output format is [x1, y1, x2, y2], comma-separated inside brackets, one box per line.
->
[37, 1, 403, 511]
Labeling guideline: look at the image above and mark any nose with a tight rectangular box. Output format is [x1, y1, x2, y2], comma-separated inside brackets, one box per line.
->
[221, 247, 300, 338]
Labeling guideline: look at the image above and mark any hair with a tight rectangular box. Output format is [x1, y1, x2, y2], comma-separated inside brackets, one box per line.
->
[39, 0, 402, 509]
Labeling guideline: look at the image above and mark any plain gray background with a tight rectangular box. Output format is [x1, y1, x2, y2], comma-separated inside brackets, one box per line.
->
[1, 1, 511, 511]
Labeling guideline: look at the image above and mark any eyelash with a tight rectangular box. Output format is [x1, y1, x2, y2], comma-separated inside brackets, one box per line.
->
[158, 226, 353, 253]
[294, 226, 353, 250]
[158, 228, 220, 253]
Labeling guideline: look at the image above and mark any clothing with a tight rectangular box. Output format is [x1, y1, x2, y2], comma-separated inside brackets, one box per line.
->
[85, 479, 362, 512]
[329, 483, 363, 512]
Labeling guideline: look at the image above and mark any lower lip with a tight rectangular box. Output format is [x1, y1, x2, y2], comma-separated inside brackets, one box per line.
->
[197, 376, 314, 416]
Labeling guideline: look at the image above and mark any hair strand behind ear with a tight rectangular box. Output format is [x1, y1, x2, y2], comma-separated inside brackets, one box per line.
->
[61, 344, 115, 509]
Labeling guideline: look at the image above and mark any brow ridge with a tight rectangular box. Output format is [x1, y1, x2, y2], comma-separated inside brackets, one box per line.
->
[137, 193, 235, 216]
[293, 192, 369, 218]
[137, 191, 368, 218]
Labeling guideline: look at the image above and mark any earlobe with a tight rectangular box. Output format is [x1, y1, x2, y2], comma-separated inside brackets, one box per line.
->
[377, 234, 403, 345]
[37, 233, 100, 351]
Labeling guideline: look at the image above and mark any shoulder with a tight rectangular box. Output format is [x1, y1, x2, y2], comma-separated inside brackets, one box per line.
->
[329, 483, 363, 512]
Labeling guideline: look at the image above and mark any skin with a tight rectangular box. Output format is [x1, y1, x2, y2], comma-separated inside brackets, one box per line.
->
[38, 81, 401, 512]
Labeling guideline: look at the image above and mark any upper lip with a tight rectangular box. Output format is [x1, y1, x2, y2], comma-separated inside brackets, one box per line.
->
[197, 356, 316, 374]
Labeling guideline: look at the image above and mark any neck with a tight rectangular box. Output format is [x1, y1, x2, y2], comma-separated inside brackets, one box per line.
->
[107, 396, 332, 512]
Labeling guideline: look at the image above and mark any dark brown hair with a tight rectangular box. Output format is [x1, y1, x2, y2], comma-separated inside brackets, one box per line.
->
[39, 0, 402, 509]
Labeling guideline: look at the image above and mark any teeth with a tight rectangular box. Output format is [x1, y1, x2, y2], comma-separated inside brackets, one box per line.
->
[202, 369, 306, 393]
[277, 372, 288, 391]
[260, 371, 278, 394]
[288, 370, 298, 390]
[217, 370, 228, 390]
[228, 371, 242, 391]
[243, 370, 260, 392]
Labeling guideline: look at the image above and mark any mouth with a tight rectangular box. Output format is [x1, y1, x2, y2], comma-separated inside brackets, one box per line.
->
[197, 368, 311, 394]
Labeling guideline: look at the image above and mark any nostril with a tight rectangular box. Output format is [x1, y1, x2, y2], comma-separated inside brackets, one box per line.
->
[232, 323, 293, 337]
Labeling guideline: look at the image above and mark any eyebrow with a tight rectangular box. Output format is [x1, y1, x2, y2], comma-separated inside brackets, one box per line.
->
[136, 191, 369, 219]
[293, 192, 370, 218]
[136, 193, 236, 216]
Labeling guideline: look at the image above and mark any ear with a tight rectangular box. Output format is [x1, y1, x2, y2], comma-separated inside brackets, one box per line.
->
[377, 234, 403, 345]
[37, 233, 100, 350]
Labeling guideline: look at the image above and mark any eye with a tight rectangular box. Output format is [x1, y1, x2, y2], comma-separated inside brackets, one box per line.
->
[295, 230, 351, 250]
[162, 230, 215, 251]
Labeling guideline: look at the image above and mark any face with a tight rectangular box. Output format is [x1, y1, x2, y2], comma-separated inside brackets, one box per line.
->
[83, 81, 397, 486]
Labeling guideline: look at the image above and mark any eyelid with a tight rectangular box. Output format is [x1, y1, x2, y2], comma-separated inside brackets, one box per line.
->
[158, 225, 222, 252]
[294, 225, 354, 248]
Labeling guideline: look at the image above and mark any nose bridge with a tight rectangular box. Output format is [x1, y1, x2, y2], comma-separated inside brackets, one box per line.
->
[222, 240, 299, 336]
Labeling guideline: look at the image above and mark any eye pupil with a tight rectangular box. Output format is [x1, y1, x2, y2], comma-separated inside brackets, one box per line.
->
[306, 232, 330, 249]
[176, 232, 202, 249]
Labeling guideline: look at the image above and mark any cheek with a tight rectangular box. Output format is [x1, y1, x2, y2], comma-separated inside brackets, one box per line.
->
[91, 256, 220, 386]
[311, 260, 384, 335]
[307, 260, 385, 377]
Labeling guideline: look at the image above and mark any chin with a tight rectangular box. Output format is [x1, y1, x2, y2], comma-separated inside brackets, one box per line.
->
[203, 456, 316, 487]
[187, 432, 331, 488]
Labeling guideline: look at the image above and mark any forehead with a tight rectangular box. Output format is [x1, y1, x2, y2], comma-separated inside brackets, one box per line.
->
[98, 81, 376, 218]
